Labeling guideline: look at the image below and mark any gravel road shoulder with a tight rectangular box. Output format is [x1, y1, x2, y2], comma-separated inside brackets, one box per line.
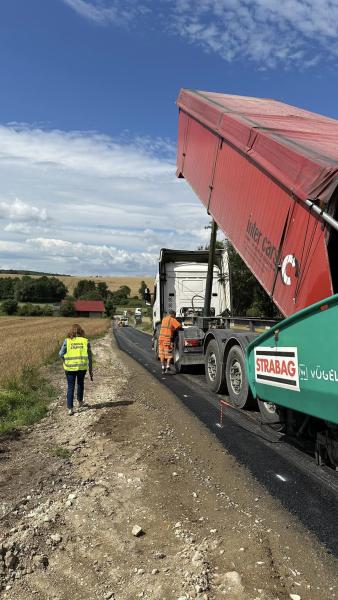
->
[0, 331, 337, 600]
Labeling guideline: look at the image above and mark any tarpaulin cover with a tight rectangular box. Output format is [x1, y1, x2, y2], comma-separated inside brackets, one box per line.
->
[177, 90, 338, 205]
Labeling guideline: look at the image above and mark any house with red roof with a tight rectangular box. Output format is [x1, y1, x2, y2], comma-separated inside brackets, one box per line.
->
[74, 300, 105, 318]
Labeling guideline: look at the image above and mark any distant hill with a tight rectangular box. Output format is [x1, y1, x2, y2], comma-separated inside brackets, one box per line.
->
[0, 269, 70, 276]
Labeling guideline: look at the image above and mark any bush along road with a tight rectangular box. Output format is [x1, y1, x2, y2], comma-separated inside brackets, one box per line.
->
[0, 331, 337, 600]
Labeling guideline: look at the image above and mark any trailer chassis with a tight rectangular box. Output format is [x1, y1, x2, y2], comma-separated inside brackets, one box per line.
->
[172, 312, 338, 469]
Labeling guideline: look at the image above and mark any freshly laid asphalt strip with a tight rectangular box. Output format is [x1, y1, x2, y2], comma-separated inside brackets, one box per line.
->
[114, 325, 338, 556]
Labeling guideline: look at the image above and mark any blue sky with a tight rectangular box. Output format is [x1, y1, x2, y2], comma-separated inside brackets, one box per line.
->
[1, 0, 338, 275]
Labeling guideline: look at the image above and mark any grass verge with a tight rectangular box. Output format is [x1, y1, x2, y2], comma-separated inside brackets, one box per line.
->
[48, 445, 72, 460]
[134, 321, 152, 334]
[0, 365, 57, 435]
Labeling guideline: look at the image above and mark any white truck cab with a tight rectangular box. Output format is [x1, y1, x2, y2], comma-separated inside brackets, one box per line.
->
[152, 248, 231, 371]
[152, 248, 230, 331]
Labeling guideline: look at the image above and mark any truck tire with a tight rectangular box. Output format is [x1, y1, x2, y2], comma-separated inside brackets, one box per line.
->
[257, 399, 285, 431]
[155, 340, 159, 360]
[153, 326, 161, 361]
[225, 345, 251, 408]
[205, 340, 226, 393]
[153, 336, 160, 360]
[174, 339, 185, 374]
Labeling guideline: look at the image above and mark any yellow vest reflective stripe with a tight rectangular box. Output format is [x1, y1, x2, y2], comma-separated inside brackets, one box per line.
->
[64, 337, 88, 371]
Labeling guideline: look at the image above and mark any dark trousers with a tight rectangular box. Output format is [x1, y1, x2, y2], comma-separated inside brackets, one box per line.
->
[65, 370, 87, 409]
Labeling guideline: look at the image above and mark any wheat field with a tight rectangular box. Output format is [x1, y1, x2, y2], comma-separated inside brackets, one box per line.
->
[0, 317, 110, 385]
[0, 275, 153, 297]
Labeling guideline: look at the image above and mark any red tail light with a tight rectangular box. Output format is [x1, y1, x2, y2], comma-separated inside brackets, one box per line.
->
[184, 339, 202, 347]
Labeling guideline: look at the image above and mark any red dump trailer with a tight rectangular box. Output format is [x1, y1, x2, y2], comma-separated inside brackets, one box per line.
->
[177, 89, 338, 318]
[176, 90, 338, 466]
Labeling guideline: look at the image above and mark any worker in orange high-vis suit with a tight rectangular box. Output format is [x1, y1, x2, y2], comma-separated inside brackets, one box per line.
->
[158, 310, 182, 373]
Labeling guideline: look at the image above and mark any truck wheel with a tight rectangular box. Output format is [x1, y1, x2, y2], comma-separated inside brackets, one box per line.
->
[225, 345, 251, 408]
[205, 340, 226, 393]
[257, 399, 285, 431]
[174, 340, 185, 374]
[153, 326, 161, 361]
[153, 337, 160, 361]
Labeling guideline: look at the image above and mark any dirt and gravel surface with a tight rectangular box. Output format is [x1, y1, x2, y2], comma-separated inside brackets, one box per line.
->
[0, 330, 337, 600]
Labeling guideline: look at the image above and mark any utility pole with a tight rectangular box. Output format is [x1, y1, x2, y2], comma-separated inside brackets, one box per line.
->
[203, 219, 218, 317]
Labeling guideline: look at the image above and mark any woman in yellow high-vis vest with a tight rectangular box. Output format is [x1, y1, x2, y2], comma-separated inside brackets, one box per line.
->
[59, 323, 93, 415]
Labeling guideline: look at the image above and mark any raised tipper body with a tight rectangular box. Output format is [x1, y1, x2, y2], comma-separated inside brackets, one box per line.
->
[177, 89, 338, 317]
[176, 89, 338, 465]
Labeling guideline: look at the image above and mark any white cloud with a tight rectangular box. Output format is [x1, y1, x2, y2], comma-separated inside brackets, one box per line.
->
[61, 0, 338, 69]
[171, 0, 338, 68]
[26, 237, 158, 273]
[5, 223, 35, 234]
[0, 125, 209, 275]
[62, 0, 148, 26]
[0, 198, 48, 223]
[0, 125, 172, 179]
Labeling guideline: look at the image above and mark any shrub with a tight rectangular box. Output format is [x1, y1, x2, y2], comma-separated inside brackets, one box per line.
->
[74, 280, 96, 299]
[18, 303, 44, 317]
[2, 299, 18, 315]
[60, 296, 76, 317]
[104, 298, 115, 317]
[246, 304, 263, 318]
[18, 304, 31, 316]
[79, 290, 103, 300]
[0, 278, 18, 300]
[124, 298, 144, 308]
[145, 306, 153, 318]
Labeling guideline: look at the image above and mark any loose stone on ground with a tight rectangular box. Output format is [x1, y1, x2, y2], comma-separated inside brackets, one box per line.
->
[0, 331, 336, 599]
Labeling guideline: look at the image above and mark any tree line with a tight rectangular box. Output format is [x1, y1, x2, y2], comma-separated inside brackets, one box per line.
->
[0, 275, 150, 317]
[61, 280, 149, 317]
[0, 276, 149, 303]
[0, 243, 280, 319]
[0, 275, 68, 316]
[0, 276, 68, 302]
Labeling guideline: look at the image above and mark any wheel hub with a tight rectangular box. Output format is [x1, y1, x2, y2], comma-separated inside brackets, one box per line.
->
[207, 352, 217, 381]
[229, 359, 242, 395]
